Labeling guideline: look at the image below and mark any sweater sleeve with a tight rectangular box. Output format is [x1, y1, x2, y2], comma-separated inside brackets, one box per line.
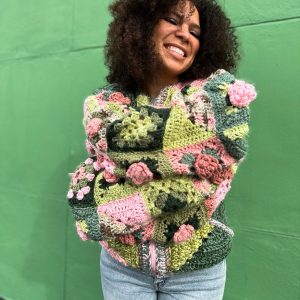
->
[203, 69, 257, 162]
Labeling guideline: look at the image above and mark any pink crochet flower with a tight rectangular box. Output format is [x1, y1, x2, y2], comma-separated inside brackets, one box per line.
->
[228, 80, 256, 108]
[86, 118, 102, 138]
[96, 139, 108, 152]
[173, 224, 194, 243]
[85, 158, 93, 165]
[126, 162, 153, 185]
[81, 186, 91, 195]
[72, 167, 86, 185]
[86, 173, 95, 182]
[103, 170, 118, 183]
[108, 92, 131, 105]
[76, 190, 84, 200]
[194, 154, 222, 179]
[67, 189, 74, 199]
[93, 161, 101, 171]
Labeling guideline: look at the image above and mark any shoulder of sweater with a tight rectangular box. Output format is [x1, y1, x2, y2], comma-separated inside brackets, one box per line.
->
[187, 69, 255, 87]
[200, 69, 257, 108]
[83, 83, 135, 112]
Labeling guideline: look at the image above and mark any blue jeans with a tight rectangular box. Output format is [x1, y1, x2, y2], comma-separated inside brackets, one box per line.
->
[100, 249, 226, 300]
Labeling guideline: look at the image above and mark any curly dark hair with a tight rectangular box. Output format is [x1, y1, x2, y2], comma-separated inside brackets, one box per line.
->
[105, 0, 239, 93]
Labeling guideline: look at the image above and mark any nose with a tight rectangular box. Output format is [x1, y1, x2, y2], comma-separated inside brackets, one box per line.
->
[175, 25, 190, 42]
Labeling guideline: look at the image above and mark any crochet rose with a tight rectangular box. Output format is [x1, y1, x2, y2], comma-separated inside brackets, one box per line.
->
[211, 167, 234, 184]
[173, 224, 194, 243]
[228, 80, 256, 108]
[86, 118, 102, 138]
[126, 162, 153, 185]
[108, 92, 131, 105]
[194, 154, 222, 179]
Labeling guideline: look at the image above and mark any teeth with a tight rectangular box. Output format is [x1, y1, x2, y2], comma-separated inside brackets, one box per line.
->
[167, 46, 185, 57]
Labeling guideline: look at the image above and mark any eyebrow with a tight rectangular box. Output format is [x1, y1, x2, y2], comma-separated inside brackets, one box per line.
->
[171, 12, 201, 32]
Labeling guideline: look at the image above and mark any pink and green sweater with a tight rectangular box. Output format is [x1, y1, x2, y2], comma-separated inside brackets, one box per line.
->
[67, 69, 256, 276]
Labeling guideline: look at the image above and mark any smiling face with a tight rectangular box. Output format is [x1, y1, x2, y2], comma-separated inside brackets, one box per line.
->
[152, 1, 201, 84]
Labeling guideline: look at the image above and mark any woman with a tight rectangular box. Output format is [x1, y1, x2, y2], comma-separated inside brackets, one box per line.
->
[67, 0, 257, 299]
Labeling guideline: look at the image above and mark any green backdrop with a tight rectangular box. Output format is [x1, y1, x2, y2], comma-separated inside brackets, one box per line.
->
[0, 1, 299, 299]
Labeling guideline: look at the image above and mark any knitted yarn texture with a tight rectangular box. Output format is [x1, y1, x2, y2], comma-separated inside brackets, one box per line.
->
[67, 69, 256, 276]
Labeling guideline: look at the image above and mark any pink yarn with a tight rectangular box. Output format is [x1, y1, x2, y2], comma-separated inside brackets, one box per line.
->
[192, 179, 212, 197]
[86, 118, 102, 138]
[96, 139, 108, 152]
[193, 113, 205, 125]
[85, 173, 95, 182]
[103, 170, 118, 183]
[228, 80, 256, 108]
[211, 167, 233, 184]
[117, 234, 136, 245]
[95, 92, 104, 102]
[81, 186, 90, 195]
[165, 137, 232, 176]
[126, 162, 153, 185]
[173, 224, 194, 243]
[165, 150, 191, 175]
[93, 161, 101, 171]
[101, 156, 117, 173]
[207, 116, 216, 130]
[142, 221, 155, 242]
[76, 222, 90, 241]
[108, 92, 131, 105]
[85, 139, 95, 155]
[194, 154, 222, 178]
[76, 190, 84, 200]
[98, 193, 150, 226]
[205, 179, 231, 218]
[67, 189, 74, 199]
[72, 167, 86, 185]
[85, 158, 93, 165]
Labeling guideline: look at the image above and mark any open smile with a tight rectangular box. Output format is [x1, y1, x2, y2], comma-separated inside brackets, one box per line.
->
[164, 44, 187, 58]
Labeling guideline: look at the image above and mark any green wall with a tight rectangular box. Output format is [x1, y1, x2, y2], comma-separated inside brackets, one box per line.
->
[0, 1, 299, 299]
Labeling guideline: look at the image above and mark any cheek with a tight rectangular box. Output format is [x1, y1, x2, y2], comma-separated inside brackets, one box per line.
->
[193, 41, 200, 57]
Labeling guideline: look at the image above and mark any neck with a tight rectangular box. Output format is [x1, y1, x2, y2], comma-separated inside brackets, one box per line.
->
[145, 75, 179, 98]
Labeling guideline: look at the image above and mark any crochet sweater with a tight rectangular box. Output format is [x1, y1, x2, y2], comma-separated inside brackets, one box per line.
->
[67, 69, 256, 276]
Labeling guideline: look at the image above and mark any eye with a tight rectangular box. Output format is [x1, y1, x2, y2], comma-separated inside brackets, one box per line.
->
[164, 17, 178, 25]
[190, 31, 200, 39]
